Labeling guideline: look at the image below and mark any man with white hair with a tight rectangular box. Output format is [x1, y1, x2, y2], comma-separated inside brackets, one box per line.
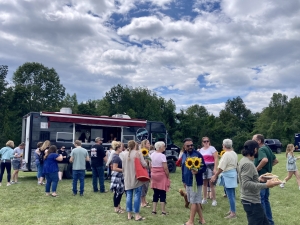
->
[211, 139, 238, 219]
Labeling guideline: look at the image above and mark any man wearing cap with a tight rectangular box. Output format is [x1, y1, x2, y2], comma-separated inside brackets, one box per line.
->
[181, 138, 207, 225]
[11, 142, 25, 184]
[252, 134, 278, 225]
[238, 140, 281, 225]
[91, 137, 107, 193]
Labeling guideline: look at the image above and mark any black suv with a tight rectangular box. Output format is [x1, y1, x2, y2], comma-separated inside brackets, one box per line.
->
[264, 139, 282, 154]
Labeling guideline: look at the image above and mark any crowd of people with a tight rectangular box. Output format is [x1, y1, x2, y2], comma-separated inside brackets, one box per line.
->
[1, 133, 300, 224]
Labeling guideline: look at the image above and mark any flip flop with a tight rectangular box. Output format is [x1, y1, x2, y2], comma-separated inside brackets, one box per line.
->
[128, 215, 134, 220]
[135, 217, 145, 221]
[51, 194, 58, 197]
[141, 204, 151, 208]
[115, 209, 125, 214]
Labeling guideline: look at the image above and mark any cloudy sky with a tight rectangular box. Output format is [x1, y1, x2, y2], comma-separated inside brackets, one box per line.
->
[1, 0, 300, 115]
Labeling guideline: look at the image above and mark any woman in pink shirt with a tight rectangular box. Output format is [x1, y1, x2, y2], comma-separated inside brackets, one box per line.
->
[199, 136, 219, 206]
[150, 141, 170, 215]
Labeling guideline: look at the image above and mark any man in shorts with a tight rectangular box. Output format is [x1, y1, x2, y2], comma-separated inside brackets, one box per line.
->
[57, 146, 68, 180]
[182, 138, 207, 225]
[11, 142, 25, 184]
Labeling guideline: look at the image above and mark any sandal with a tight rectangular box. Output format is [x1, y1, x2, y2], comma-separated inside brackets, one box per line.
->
[161, 212, 168, 216]
[51, 194, 58, 197]
[128, 215, 134, 220]
[115, 209, 125, 214]
[135, 217, 145, 221]
[152, 211, 157, 215]
[141, 204, 151, 208]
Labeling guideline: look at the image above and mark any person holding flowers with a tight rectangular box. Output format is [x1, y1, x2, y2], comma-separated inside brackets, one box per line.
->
[150, 141, 170, 215]
[182, 138, 207, 225]
[210, 139, 238, 219]
[140, 139, 151, 208]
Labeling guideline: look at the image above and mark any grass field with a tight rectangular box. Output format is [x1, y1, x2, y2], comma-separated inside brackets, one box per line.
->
[0, 153, 299, 225]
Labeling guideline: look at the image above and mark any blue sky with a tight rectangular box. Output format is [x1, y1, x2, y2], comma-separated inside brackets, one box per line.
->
[1, 0, 300, 115]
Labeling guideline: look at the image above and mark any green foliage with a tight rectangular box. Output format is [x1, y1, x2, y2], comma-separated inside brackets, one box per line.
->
[13, 62, 66, 112]
[62, 93, 78, 114]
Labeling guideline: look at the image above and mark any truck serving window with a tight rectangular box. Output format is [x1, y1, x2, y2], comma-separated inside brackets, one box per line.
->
[122, 135, 135, 143]
[56, 132, 73, 143]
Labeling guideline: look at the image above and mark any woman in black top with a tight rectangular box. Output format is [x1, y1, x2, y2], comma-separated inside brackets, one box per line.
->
[110, 141, 124, 214]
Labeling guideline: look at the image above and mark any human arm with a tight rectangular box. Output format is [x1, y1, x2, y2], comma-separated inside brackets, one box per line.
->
[112, 163, 122, 172]
[210, 168, 223, 183]
[139, 152, 147, 167]
[56, 154, 63, 162]
[162, 161, 169, 178]
[69, 151, 74, 163]
[256, 158, 268, 171]
[213, 151, 219, 174]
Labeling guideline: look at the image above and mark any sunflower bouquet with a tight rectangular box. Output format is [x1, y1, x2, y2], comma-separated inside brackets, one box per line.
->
[141, 148, 151, 161]
[185, 156, 202, 192]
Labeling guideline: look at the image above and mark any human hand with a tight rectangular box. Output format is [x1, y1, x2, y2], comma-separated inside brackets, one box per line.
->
[191, 170, 198, 175]
[266, 179, 282, 188]
[183, 183, 186, 189]
[210, 175, 216, 183]
[259, 175, 268, 183]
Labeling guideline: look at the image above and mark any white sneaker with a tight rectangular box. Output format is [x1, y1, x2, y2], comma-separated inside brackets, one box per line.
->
[201, 199, 208, 204]
[212, 200, 217, 206]
[279, 183, 284, 188]
[298, 186, 300, 190]
[7, 183, 11, 186]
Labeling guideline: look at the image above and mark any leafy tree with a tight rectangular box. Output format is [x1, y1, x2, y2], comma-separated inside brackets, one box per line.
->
[13, 62, 66, 112]
[62, 93, 79, 114]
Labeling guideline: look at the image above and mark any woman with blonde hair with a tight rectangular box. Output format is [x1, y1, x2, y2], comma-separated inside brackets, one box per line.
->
[0, 140, 15, 186]
[199, 136, 218, 206]
[35, 140, 50, 185]
[280, 144, 300, 189]
[140, 139, 151, 208]
[110, 141, 125, 213]
[122, 140, 148, 221]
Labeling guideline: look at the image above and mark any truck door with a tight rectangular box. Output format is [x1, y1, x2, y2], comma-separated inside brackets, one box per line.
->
[23, 114, 31, 170]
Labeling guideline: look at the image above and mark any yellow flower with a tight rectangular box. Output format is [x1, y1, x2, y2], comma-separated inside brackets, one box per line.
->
[141, 148, 149, 157]
[219, 150, 226, 157]
[193, 158, 201, 169]
[185, 158, 194, 169]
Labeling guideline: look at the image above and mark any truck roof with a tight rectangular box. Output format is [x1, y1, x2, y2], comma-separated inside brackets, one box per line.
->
[28, 112, 147, 127]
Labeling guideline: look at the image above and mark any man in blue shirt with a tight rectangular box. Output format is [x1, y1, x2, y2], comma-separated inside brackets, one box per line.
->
[182, 138, 207, 225]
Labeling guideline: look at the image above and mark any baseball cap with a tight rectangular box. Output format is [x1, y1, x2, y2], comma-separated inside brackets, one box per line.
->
[95, 137, 104, 142]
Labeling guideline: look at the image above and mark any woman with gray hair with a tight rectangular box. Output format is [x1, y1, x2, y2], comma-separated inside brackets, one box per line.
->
[150, 141, 170, 215]
[210, 139, 238, 219]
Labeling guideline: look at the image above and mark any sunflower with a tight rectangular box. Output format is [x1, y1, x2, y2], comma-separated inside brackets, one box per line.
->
[141, 148, 149, 157]
[185, 158, 194, 169]
[193, 158, 201, 169]
[219, 150, 226, 157]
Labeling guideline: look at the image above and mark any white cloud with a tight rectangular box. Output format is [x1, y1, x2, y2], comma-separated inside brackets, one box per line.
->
[0, 0, 300, 115]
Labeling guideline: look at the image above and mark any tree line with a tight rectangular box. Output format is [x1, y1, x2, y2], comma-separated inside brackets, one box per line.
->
[1, 62, 299, 152]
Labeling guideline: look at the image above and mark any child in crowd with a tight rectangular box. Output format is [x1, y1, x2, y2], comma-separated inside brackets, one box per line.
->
[280, 144, 300, 189]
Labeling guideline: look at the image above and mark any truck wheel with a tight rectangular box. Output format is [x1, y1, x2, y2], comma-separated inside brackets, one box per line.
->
[276, 148, 282, 154]
[167, 159, 176, 173]
[64, 163, 73, 179]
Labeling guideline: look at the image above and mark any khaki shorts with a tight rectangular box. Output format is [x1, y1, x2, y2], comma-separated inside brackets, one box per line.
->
[58, 163, 68, 172]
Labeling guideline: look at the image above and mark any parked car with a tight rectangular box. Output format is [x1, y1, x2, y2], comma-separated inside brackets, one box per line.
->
[264, 139, 282, 154]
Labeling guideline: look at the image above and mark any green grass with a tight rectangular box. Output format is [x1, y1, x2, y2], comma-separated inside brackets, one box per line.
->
[0, 153, 299, 225]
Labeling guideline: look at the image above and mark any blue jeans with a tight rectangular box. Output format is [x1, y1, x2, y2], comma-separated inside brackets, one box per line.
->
[126, 186, 142, 213]
[37, 163, 44, 178]
[45, 172, 59, 193]
[92, 166, 105, 192]
[260, 188, 274, 225]
[72, 170, 85, 195]
[225, 187, 236, 213]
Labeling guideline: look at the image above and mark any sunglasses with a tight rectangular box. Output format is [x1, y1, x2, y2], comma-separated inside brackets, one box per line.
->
[203, 140, 210, 143]
[186, 144, 194, 148]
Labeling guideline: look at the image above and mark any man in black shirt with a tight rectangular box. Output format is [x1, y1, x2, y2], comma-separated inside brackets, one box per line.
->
[58, 146, 69, 180]
[91, 137, 107, 193]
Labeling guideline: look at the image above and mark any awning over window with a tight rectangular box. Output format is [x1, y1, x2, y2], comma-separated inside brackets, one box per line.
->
[40, 112, 147, 127]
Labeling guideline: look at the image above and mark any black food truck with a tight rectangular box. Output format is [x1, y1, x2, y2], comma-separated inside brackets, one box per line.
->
[21, 109, 180, 178]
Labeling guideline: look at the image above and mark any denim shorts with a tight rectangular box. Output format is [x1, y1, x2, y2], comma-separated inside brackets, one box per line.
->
[12, 160, 21, 170]
[203, 164, 214, 179]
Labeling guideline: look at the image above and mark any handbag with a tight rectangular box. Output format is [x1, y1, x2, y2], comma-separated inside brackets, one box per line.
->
[134, 157, 150, 182]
